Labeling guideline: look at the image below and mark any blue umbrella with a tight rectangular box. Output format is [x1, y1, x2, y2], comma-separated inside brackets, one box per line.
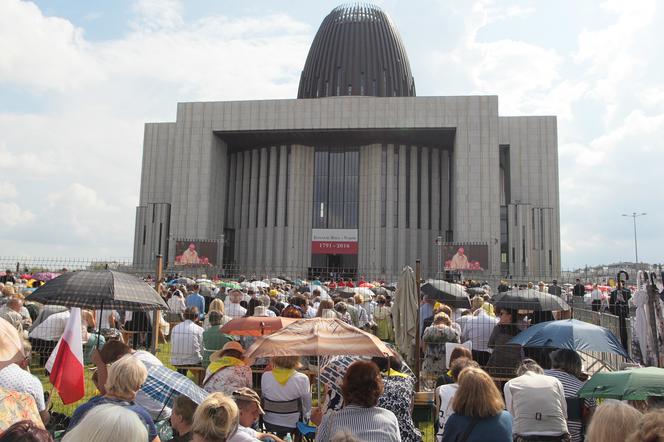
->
[508, 319, 629, 358]
[141, 365, 209, 416]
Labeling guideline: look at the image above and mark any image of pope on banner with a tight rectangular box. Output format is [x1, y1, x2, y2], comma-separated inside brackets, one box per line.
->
[443, 244, 487, 271]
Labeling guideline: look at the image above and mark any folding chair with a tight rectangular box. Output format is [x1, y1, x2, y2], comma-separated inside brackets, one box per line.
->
[260, 397, 305, 440]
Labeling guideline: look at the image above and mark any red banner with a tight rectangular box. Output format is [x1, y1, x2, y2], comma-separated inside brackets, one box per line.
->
[312, 241, 358, 254]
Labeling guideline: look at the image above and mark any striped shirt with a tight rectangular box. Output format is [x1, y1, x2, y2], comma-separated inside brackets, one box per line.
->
[316, 405, 401, 442]
[544, 369, 596, 442]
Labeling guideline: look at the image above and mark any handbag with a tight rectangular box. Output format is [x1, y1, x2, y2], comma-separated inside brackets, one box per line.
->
[456, 418, 478, 442]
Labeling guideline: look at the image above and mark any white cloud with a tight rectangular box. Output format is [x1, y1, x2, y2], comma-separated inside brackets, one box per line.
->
[0, 202, 33, 228]
[0, 182, 17, 199]
[0, 0, 312, 258]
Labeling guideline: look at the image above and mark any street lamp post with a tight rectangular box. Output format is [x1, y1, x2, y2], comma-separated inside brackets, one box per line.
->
[622, 212, 646, 265]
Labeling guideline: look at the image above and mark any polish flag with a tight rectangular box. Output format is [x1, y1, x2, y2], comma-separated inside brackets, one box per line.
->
[45, 307, 85, 404]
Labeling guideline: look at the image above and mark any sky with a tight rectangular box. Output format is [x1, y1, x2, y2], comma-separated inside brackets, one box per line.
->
[0, 0, 662, 270]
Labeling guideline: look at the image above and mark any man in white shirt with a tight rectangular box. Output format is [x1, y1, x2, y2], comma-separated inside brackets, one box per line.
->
[504, 359, 568, 440]
[226, 290, 247, 319]
[170, 307, 204, 371]
[29, 309, 70, 365]
[461, 307, 498, 366]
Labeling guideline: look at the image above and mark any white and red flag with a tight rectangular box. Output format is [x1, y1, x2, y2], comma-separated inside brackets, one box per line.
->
[45, 307, 85, 404]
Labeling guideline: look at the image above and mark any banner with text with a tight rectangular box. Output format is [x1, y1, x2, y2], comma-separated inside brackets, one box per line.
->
[312, 229, 359, 255]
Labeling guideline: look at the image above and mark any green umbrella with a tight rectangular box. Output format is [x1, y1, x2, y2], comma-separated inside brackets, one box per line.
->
[217, 281, 241, 290]
[578, 367, 664, 400]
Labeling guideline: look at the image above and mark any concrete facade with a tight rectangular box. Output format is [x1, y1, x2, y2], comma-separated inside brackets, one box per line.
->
[133, 95, 561, 280]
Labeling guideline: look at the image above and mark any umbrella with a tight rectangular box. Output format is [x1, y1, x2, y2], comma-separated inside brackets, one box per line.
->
[508, 319, 629, 358]
[244, 318, 394, 404]
[392, 266, 418, 366]
[218, 281, 241, 290]
[244, 318, 393, 360]
[254, 281, 270, 288]
[466, 287, 486, 296]
[359, 282, 375, 288]
[370, 286, 389, 297]
[34, 272, 60, 282]
[332, 288, 356, 299]
[320, 353, 415, 396]
[0, 387, 44, 431]
[196, 279, 214, 285]
[421, 280, 471, 309]
[578, 367, 664, 400]
[353, 287, 374, 302]
[0, 318, 24, 364]
[270, 278, 286, 285]
[174, 277, 195, 285]
[219, 316, 298, 337]
[26, 270, 168, 312]
[141, 365, 209, 419]
[492, 288, 570, 311]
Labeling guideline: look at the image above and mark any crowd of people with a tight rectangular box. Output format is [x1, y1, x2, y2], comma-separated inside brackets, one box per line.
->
[1, 270, 664, 441]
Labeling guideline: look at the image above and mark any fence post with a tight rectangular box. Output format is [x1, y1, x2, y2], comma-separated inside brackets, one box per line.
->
[151, 254, 163, 354]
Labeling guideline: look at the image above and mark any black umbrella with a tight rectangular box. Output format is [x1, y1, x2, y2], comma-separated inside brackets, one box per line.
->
[420, 280, 471, 309]
[332, 288, 356, 299]
[466, 287, 486, 296]
[492, 288, 569, 312]
[26, 270, 168, 312]
[370, 286, 389, 297]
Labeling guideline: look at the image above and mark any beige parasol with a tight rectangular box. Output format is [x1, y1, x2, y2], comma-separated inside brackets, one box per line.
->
[243, 318, 393, 360]
[391, 266, 418, 366]
[0, 318, 24, 367]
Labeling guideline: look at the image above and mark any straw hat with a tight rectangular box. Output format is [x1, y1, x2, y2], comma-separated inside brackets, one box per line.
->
[210, 341, 244, 362]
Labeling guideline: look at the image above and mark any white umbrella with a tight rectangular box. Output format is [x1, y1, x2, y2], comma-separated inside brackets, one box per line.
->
[254, 281, 270, 288]
[352, 287, 374, 301]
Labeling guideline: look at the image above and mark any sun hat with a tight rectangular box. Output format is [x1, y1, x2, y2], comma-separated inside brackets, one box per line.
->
[232, 388, 264, 414]
[209, 341, 245, 362]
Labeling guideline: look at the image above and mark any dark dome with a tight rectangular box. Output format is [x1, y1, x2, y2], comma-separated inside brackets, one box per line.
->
[297, 3, 416, 99]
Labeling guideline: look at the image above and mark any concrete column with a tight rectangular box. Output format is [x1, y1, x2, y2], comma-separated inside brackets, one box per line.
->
[257, 147, 268, 273]
[266, 146, 278, 266]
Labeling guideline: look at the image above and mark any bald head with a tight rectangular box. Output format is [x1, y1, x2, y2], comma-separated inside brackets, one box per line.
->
[7, 297, 23, 312]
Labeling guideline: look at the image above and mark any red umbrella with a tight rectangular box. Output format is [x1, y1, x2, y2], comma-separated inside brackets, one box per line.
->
[359, 282, 375, 288]
[219, 316, 299, 336]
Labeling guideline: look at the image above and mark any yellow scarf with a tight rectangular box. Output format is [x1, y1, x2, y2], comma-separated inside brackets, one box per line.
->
[208, 356, 245, 375]
[386, 368, 409, 378]
[272, 367, 296, 386]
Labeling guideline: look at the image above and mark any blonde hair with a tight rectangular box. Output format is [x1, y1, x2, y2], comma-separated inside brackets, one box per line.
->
[436, 304, 452, 317]
[192, 392, 239, 441]
[105, 355, 147, 399]
[626, 408, 664, 442]
[452, 367, 505, 418]
[272, 355, 301, 369]
[62, 404, 147, 442]
[209, 298, 225, 314]
[433, 312, 451, 326]
[587, 401, 642, 442]
[471, 296, 484, 310]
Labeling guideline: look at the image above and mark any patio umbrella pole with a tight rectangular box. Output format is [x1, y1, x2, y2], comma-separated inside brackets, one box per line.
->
[317, 354, 321, 406]
[97, 299, 104, 349]
[415, 259, 421, 391]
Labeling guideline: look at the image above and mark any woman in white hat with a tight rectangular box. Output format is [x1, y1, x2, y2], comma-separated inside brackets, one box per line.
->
[202, 341, 252, 396]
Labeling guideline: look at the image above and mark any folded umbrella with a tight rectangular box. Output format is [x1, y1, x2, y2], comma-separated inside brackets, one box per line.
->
[508, 319, 629, 358]
[142, 365, 209, 413]
[421, 280, 471, 309]
[492, 288, 569, 312]
[578, 367, 664, 400]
